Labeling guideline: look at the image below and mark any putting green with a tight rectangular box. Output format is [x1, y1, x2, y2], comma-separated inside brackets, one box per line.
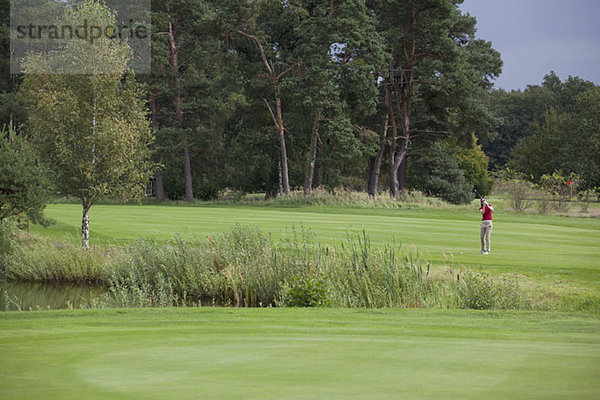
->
[32, 203, 600, 285]
[1, 308, 598, 399]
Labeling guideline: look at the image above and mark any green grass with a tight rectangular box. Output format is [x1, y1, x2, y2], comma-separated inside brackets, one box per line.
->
[32, 203, 600, 289]
[1, 308, 599, 399]
[4, 203, 599, 396]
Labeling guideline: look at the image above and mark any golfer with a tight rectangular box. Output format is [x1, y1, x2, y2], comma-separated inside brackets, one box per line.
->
[479, 198, 494, 254]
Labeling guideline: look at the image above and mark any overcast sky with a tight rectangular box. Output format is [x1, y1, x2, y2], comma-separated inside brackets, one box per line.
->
[460, 0, 600, 91]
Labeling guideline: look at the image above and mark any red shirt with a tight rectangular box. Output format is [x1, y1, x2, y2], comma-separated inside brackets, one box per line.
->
[480, 205, 492, 221]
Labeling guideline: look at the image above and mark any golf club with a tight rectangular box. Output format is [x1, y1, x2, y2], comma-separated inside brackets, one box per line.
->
[473, 188, 483, 200]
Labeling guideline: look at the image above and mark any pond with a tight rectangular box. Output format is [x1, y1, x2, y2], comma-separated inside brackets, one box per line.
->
[0, 280, 106, 311]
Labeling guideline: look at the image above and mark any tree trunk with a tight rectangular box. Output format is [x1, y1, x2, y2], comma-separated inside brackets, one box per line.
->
[81, 202, 91, 250]
[390, 131, 409, 198]
[149, 96, 165, 202]
[398, 156, 407, 193]
[368, 112, 389, 199]
[183, 143, 193, 201]
[390, 74, 411, 198]
[304, 110, 321, 195]
[313, 162, 320, 188]
[155, 169, 165, 202]
[387, 81, 400, 198]
[278, 160, 283, 195]
[169, 18, 193, 201]
[236, 30, 294, 196]
[275, 96, 290, 195]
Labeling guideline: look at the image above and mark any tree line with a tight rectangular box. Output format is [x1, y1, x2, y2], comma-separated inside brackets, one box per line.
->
[1, 0, 598, 222]
[484, 71, 600, 194]
[1, 0, 505, 205]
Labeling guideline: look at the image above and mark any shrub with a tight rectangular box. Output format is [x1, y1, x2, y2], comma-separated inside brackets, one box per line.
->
[195, 181, 220, 201]
[578, 190, 590, 213]
[282, 275, 330, 307]
[501, 172, 534, 211]
[0, 219, 18, 269]
[407, 142, 474, 204]
[535, 188, 552, 214]
[458, 271, 526, 310]
[340, 176, 367, 192]
[458, 271, 496, 310]
[0, 128, 51, 224]
[540, 171, 579, 212]
[395, 190, 448, 207]
[454, 134, 494, 196]
[494, 274, 527, 310]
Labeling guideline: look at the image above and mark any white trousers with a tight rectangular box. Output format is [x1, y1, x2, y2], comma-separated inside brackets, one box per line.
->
[480, 220, 493, 252]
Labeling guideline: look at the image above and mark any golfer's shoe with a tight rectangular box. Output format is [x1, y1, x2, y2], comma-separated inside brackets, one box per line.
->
[480, 250, 485, 254]
[483, 251, 490, 255]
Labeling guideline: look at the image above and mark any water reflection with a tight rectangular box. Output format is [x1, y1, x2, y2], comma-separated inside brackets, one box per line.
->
[0, 280, 106, 311]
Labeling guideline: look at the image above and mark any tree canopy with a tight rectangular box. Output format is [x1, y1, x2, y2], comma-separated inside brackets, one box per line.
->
[4, 0, 597, 209]
[0, 127, 50, 224]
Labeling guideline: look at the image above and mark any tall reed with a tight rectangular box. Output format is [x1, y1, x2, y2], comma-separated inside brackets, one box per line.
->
[3, 225, 527, 310]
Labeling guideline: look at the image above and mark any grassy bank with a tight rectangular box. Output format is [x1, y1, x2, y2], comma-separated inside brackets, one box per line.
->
[0, 227, 520, 310]
[3, 225, 596, 312]
[1, 308, 599, 399]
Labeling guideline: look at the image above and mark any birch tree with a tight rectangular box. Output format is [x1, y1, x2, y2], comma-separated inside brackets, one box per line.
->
[20, 0, 153, 248]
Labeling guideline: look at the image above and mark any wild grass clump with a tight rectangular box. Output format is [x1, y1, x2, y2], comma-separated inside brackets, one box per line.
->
[259, 188, 452, 210]
[95, 226, 316, 308]
[3, 226, 538, 310]
[3, 237, 112, 284]
[0, 219, 18, 265]
[0, 288, 18, 311]
[139, 188, 454, 210]
[457, 271, 528, 310]
[323, 233, 451, 308]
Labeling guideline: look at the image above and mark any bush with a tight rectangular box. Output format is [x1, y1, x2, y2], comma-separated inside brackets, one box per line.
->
[282, 275, 330, 307]
[0, 129, 51, 224]
[498, 170, 534, 211]
[540, 171, 579, 213]
[458, 271, 526, 310]
[458, 271, 496, 310]
[339, 176, 367, 192]
[0, 219, 18, 269]
[534, 188, 551, 214]
[407, 142, 474, 204]
[195, 181, 220, 201]
[578, 190, 590, 213]
[454, 134, 494, 196]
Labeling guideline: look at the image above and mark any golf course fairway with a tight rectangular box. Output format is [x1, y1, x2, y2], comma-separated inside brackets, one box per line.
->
[1, 308, 599, 399]
[4, 202, 599, 398]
